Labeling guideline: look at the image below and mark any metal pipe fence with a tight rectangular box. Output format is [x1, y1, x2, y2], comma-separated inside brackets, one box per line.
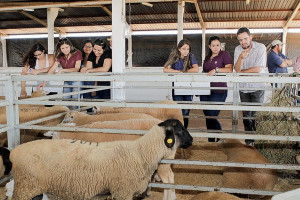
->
[1, 72, 299, 197]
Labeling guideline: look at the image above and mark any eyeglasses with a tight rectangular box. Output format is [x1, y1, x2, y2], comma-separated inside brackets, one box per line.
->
[84, 45, 93, 48]
[34, 53, 42, 57]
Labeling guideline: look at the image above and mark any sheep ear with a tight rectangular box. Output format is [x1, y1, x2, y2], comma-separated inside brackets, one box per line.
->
[164, 127, 175, 148]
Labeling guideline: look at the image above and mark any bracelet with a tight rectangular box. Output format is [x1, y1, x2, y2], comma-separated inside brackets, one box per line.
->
[215, 67, 219, 73]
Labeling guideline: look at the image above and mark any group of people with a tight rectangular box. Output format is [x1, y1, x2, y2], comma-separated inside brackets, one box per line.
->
[21, 37, 113, 103]
[21, 27, 299, 145]
[164, 27, 299, 145]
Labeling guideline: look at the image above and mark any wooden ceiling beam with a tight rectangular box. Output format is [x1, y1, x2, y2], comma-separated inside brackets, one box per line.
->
[101, 5, 112, 16]
[191, 0, 206, 28]
[0, 0, 177, 11]
[19, 10, 66, 34]
[284, 0, 300, 28]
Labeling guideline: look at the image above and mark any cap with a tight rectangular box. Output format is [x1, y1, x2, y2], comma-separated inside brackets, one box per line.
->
[107, 36, 112, 41]
[271, 40, 283, 47]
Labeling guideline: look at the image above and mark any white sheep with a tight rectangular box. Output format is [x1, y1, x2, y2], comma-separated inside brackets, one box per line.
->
[50, 118, 177, 199]
[93, 100, 184, 124]
[51, 118, 162, 142]
[219, 139, 277, 199]
[61, 111, 156, 126]
[10, 119, 193, 200]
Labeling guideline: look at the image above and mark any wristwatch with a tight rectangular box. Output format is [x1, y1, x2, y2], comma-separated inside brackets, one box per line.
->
[215, 67, 219, 73]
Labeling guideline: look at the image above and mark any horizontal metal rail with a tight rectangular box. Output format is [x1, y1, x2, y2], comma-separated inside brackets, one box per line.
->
[148, 183, 281, 196]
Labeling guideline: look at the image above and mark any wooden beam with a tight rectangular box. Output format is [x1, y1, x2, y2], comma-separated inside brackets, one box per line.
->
[101, 5, 112, 16]
[284, 0, 300, 28]
[192, 0, 206, 28]
[19, 11, 66, 34]
[0, 0, 177, 11]
[0, 32, 8, 37]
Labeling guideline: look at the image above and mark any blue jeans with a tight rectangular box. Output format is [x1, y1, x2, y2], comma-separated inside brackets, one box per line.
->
[298, 91, 300, 104]
[82, 81, 99, 99]
[97, 81, 111, 100]
[200, 91, 228, 131]
[172, 90, 193, 128]
[63, 81, 82, 109]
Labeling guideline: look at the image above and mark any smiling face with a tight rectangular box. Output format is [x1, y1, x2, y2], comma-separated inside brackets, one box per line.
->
[209, 39, 221, 55]
[83, 42, 93, 55]
[60, 44, 71, 55]
[178, 44, 190, 58]
[93, 44, 104, 57]
[237, 32, 252, 49]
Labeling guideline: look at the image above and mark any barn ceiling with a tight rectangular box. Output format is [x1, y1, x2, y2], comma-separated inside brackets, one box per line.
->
[1, 0, 300, 35]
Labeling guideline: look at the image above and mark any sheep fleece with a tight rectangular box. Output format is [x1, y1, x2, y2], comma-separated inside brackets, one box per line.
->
[10, 126, 173, 200]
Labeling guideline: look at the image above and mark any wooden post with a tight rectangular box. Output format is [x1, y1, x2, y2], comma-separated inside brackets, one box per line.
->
[112, 0, 126, 100]
[0, 36, 8, 68]
[47, 8, 59, 54]
[177, 1, 185, 43]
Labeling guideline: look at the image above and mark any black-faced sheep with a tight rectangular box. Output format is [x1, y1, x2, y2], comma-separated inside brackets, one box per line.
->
[0, 147, 12, 178]
[220, 139, 277, 199]
[191, 191, 242, 200]
[93, 100, 184, 124]
[61, 111, 156, 126]
[10, 119, 193, 200]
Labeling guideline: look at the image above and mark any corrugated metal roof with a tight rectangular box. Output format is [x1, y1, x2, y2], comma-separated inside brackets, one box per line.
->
[1, 0, 300, 35]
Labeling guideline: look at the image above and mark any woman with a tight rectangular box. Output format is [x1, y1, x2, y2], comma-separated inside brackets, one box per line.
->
[80, 40, 94, 99]
[38, 38, 82, 107]
[20, 43, 55, 97]
[80, 38, 112, 99]
[163, 39, 199, 128]
[200, 35, 233, 142]
[81, 40, 93, 68]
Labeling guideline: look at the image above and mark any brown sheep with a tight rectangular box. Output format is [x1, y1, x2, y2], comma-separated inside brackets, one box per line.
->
[61, 111, 155, 126]
[191, 191, 242, 200]
[93, 100, 184, 124]
[220, 139, 277, 199]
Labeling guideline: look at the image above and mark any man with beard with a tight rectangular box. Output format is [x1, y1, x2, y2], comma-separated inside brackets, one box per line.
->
[267, 40, 292, 74]
[234, 27, 266, 146]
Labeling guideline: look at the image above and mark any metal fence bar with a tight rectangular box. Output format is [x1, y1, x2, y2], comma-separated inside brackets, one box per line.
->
[148, 183, 281, 196]
[160, 159, 300, 170]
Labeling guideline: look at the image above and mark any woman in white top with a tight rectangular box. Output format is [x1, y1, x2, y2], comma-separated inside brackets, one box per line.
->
[20, 43, 55, 97]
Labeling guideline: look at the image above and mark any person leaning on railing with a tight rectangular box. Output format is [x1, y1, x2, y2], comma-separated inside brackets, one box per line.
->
[200, 35, 233, 142]
[234, 27, 267, 146]
[163, 39, 199, 129]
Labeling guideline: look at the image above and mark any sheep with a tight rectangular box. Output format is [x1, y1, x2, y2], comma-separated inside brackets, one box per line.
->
[219, 139, 277, 199]
[61, 111, 156, 126]
[0, 105, 69, 145]
[0, 147, 12, 178]
[51, 118, 162, 142]
[191, 191, 242, 200]
[93, 100, 184, 124]
[10, 119, 193, 200]
[50, 118, 179, 200]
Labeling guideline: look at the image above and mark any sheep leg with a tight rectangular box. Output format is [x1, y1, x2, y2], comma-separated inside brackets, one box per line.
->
[157, 164, 176, 200]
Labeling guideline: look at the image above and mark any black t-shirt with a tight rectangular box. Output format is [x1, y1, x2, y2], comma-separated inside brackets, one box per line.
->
[87, 49, 112, 72]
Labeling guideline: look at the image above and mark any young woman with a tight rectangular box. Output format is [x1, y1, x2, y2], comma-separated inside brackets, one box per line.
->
[20, 43, 55, 97]
[38, 38, 82, 106]
[163, 39, 199, 128]
[80, 38, 112, 99]
[201, 35, 233, 142]
[81, 40, 93, 68]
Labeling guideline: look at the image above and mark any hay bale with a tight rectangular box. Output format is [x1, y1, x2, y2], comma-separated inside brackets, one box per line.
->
[255, 79, 300, 174]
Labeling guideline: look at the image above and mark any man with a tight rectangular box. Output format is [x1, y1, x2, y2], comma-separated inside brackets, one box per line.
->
[267, 39, 292, 74]
[234, 27, 267, 146]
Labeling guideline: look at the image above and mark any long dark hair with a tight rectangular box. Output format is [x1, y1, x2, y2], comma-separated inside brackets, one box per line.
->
[22, 43, 47, 69]
[54, 38, 78, 59]
[81, 39, 93, 58]
[205, 35, 221, 61]
[93, 38, 110, 51]
[164, 39, 192, 72]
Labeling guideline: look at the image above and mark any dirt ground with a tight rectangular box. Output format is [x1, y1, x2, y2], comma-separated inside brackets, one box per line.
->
[0, 109, 299, 200]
